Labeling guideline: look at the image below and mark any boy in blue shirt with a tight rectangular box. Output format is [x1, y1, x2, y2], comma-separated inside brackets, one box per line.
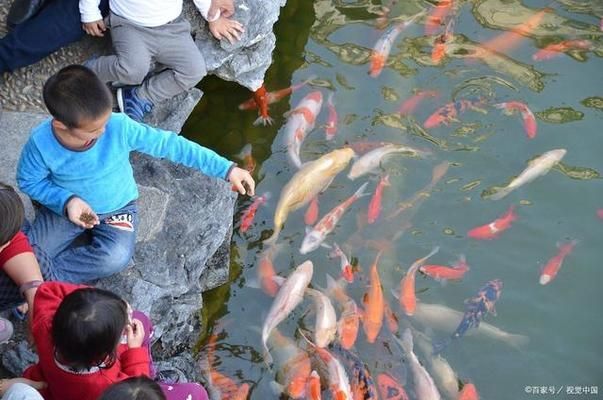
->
[16, 65, 254, 284]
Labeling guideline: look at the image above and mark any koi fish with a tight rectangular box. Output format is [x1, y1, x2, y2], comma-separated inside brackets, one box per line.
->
[398, 90, 440, 116]
[412, 328, 459, 399]
[467, 205, 517, 240]
[331, 343, 378, 400]
[459, 382, 480, 400]
[300, 182, 369, 254]
[479, 9, 548, 55]
[431, 18, 455, 64]
[368, 175, 390, 224]
[269, 328, 312, 399]
[262, 261, 314, 364]
[235, 143, 257, 174]
[532, 39, 592, 61]
[239, 77, 314, 126]
[306, 288, 337, 348]
[348, 144, 428, 180]
[420, 254, 469, 281]
[325, 92, 338, 140]
[285, 91, 323, 169]
[300, 331, 353, 400]
[423, 98, 485, 129]
[394, 329, 442, 400]
[362, 252, 384, 343]
[326, 274, 360, 349]
[425, 0, 453, 35]
[305, 196, 320, 226]
[306, 370, 322, 400]
[433, 279, 503, 354]
[488, 149, 566, 200]
[330, 243, 354, 283]
[369, 12, 423, 77]
[494, 101, 537, 139]
[539, 240, 577, 285]
[265, 148, 355, 245]
[239, 192, 270, 233]
[345, 140, 394, 155]
[258, 244, 283, 297]
[383, 300, 399, 333]
[377, 373, 410, 400]
[399, 247, 439, 316]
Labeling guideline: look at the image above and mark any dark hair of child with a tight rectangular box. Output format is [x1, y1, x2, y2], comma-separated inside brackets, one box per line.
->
[42, 65, 113, 129]
[52, 287, 128, 371]
[98, 377, 166, 400]
[0, 181, 25, 245]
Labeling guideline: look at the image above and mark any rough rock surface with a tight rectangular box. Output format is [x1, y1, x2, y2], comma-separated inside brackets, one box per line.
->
[0, 107, 237, 376]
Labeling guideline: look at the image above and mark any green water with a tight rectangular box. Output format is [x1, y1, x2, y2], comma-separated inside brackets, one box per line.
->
[182, 0, 603, 398]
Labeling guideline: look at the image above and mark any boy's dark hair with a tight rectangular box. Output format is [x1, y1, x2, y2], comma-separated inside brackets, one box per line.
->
[43, 65, 112, 128]
[0, 181, 24, 245]
[52, 287, 128, 371]
[99, 377, 166, 400]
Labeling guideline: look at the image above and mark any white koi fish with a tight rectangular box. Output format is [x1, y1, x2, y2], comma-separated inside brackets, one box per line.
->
[306, 288, 337, 348]
[348, 144, 428, 180]
[394, 329, 441, 400]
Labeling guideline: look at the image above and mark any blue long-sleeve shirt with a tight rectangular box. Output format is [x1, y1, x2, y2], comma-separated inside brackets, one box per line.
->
[17, 113, 234, 215]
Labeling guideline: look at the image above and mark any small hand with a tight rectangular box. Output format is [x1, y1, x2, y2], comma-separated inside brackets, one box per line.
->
[228, 166, 255, 196]
[66, 197, 100, 229]
[208, 17, 244, 44]
[82, 19, 107, 37]
[126, 319, 145, 348]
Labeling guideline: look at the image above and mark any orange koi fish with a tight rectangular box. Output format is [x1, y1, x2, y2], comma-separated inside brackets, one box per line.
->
[202, 331, 250, 400]
[330, 243, 354, 283]
[494, 101, 537, 139]
[239, 192, 270, 233]
[239, 77, 314, 126]
[467, 205, 517, 240]
[377, 373, 410, 400]
[423, 98, 485, 129]
[257, 244, 282, 297]
[420, 254, 469, 281]
[431, 18, 455, 64]
[539, 240, 577, 285]
[398, 90, 440, 116]
[399, 247, 439, 316]
[236, 143, 257, 174]
[370, 12, 423, 77]
[532, 39, 592, 61]
[362, 251, 384, 343]
[368, 174, 390, 224]
[459, 382, 480, 400]
[425, 0, 453, 35]
[306, 370, 322, 400]
[269, 329, 312, 399]
[305, 196, 320, 226]
[325, 92, 338, 140]
[326, 274, 360, 349]
[480, 9, 548, 55]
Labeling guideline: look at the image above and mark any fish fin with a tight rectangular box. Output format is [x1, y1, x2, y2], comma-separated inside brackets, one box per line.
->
[506, 333, 530, 349]
[271, 275, 286, 287]
[390, 288, 400, 300]
[253, 115, 274, 126]
[235, 143, 253, 160]
[354, 181, 371, 198]
[396, 328, 414, 354]
[320, 242, 332, 249]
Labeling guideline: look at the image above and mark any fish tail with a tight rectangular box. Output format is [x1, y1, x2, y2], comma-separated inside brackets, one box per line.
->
[399, 328, 414, 354]
[505, 333, 530, 349]
[488, 187, 511, 201]
[354, 181, 371, 198]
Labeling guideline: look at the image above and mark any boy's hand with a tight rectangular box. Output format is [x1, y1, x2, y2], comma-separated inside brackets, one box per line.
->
[82, 19, 106, 37]
[228, 167, 255, 196]
[208, 17, 244, 44]
[126, 319, 145, 348]
[66, 197, 100, 229]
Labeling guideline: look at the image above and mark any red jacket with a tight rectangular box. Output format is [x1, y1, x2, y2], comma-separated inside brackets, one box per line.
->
[23, 282, 151, 400]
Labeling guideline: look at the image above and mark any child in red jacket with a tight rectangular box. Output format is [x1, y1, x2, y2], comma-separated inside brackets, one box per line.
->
[23, 282, 207, 400]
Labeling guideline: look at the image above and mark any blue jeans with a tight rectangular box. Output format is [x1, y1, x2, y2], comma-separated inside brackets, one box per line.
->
[26, 202, 138, 283]
[0, 0, 109, 73]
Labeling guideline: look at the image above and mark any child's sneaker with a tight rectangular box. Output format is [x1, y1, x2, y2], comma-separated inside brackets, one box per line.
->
[0, 317, 14, 344]
[117, 87, 154, 122]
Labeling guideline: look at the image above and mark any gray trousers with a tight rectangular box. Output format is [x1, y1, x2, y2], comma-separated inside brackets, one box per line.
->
[88, 12, 206, 104]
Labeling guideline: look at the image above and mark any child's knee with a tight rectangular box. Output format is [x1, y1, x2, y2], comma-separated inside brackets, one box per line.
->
[115, 58, 150, 85]
[97, 243, 133, 276]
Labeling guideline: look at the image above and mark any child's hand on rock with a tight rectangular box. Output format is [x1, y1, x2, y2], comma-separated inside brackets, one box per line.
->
[228, 167, 255, 196]
[208, 17, 244, 44]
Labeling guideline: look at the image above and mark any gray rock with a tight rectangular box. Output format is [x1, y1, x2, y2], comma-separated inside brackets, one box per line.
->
[0, 108, 237, 376]
[143, 88, 204, 133]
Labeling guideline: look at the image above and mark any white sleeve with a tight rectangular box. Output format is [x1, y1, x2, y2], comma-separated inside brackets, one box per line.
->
[79, 0, 103, 23]
[193, 0, 221, 22]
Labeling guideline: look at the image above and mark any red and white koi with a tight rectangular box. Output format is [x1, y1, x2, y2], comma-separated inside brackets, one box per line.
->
[306, 370, 322, 400]
[467, 205, 517, 240]
[330, 243, 354, 283]
[239, 192, 271, 233]
[398, 90, 440, 116]
[269, 328, 312, 399]
[494, 101, 537, 139]
[420, 254, 470, 281]
[305, 196, 320, 226]
[459, 382, 480, 400]
[425, 0, 453, 35]
[325, 92, 338, 140]
[300, 182, 369, 254]
[539, 240, 577, 285]
[369, 12, 423, 77]
[368, 174, 390, 224]
[285, 91, 323, 169]
[423, 98, 485, 129]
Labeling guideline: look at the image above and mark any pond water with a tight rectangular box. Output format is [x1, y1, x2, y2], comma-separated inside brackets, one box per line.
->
[183, 0, 602, 399]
